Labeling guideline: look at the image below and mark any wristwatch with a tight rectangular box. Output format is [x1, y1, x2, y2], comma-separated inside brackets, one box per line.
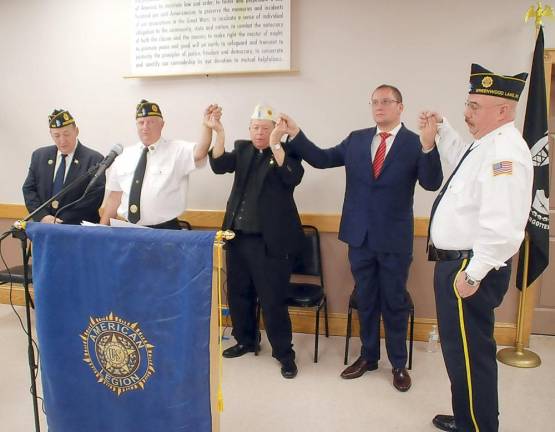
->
[464, 273, 480, 287]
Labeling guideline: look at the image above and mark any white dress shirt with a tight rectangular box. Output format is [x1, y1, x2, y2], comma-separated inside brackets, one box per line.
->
[52, 150, 75, 183]
[106, 137, 204, 225]
[371, 123, 402, 160]
[430, 119, 533, 280]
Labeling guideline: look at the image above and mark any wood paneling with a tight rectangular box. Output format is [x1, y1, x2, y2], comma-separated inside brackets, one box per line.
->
[1, 286, 516, 345]
[222, 309, 517, 346]
[0, 204, 429, 237]
[0, 203, 520, 345]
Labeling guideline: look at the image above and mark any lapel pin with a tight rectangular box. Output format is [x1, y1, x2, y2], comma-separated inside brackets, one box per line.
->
[74, 159, 79, 164]
[48, 159, 53, 165]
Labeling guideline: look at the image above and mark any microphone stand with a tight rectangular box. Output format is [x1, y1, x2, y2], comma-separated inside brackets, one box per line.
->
[0, 160, 102, 432]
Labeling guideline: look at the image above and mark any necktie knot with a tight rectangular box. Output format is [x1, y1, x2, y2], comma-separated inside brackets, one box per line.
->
[379, 132, 391, 141]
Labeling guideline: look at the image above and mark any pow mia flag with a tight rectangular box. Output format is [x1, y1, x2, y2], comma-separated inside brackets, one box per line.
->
[517, 26, 550, 289]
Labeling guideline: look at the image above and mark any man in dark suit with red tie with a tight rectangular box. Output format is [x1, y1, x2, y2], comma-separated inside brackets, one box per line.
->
[273, 85, 443, 391]
[22, 109, 105, 225]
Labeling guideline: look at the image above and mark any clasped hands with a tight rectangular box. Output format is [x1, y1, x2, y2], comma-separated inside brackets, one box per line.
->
[203, 104, 223, 132]
[417, 111, 443, 151]
[269, 114, 300, 146]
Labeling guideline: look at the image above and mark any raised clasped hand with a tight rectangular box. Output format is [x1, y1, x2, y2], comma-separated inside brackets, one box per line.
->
[418, 111, 440, 150]
[203, 104, 223, 132]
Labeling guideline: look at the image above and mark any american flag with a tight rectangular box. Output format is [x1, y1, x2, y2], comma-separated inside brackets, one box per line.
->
[492, 160, 512, 176]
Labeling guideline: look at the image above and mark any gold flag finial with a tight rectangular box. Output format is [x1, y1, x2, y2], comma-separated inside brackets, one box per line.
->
[525, 2, 554, 28]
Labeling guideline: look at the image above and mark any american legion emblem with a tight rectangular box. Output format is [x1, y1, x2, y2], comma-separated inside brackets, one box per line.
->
[81, 312, 155, 395]
[481, 76, 493, 88]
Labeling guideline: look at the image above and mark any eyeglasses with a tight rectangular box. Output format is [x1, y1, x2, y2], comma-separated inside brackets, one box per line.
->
[370, 99, 400, 107]
[464, 100, 506, 112]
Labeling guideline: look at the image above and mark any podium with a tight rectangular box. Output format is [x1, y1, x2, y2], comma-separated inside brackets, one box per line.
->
[26, 223, 220, 432]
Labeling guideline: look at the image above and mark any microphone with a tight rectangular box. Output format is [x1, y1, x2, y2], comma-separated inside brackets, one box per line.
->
[84, 143, 123, 195]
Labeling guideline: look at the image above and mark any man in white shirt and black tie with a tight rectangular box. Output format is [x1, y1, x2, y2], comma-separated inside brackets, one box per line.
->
[419, 63, 533, 432]
[101, 100, 218, 229]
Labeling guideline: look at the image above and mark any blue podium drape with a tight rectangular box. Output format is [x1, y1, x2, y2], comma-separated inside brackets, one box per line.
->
[26, 223, 216, 432]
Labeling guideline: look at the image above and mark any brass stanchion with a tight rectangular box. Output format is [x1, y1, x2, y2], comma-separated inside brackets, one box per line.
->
[211, 230, 235, 423]
[497, 236, 541, 367]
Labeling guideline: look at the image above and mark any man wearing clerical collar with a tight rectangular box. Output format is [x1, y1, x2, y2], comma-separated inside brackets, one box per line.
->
[208, 104, 305, 379]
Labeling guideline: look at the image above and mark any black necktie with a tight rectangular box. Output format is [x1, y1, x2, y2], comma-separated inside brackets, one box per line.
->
[52, 154, 67, 196]
[427, 144, 475, 249]
[128, 146, 149, 224]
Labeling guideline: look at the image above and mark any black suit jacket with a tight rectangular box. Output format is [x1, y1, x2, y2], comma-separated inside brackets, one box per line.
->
[210, 140, 305, 257]
[22, 142, 105, 224]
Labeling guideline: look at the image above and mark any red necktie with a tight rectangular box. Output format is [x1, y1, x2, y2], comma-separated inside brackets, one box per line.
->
[373, 132, 391, 179]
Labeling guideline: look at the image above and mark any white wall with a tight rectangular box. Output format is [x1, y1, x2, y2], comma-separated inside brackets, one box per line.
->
[1, 0, 552, 216]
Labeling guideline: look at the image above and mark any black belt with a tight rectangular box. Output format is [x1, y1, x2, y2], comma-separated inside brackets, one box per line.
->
[145, 218, 181, 230]
[428, 245, 473, 262]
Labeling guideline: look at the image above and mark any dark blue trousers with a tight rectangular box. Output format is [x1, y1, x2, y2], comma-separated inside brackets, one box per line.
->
[434, 259, 511, 432]
[348, 239, 412, 369]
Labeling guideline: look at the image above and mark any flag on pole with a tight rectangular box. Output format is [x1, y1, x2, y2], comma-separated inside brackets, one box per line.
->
[516, 26, 550, 289]
[26, 223, 218, 432]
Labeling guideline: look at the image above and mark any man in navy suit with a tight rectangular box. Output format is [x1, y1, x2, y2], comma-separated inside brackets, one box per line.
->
[273, 85, 443, 391]
[22, 109, 105, 224]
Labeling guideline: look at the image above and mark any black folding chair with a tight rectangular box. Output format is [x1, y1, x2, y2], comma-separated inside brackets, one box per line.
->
[255, 225, 329, 362]
[178, 220, 192, 230]
[286, 225, 329, 363]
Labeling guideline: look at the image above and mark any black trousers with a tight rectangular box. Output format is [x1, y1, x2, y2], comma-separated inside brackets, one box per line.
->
[348, 239, 412, 369]
[225, 234, 295, 362]
[434, 259, 511, 432]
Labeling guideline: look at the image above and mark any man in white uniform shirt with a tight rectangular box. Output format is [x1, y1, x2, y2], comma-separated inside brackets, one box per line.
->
[101, 100, 220, 229]
[419, 64, 533, 432]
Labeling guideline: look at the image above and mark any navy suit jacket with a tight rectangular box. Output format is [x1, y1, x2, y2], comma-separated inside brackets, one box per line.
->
[289, 125, 443, 254]
[22, 142, 105, 224]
